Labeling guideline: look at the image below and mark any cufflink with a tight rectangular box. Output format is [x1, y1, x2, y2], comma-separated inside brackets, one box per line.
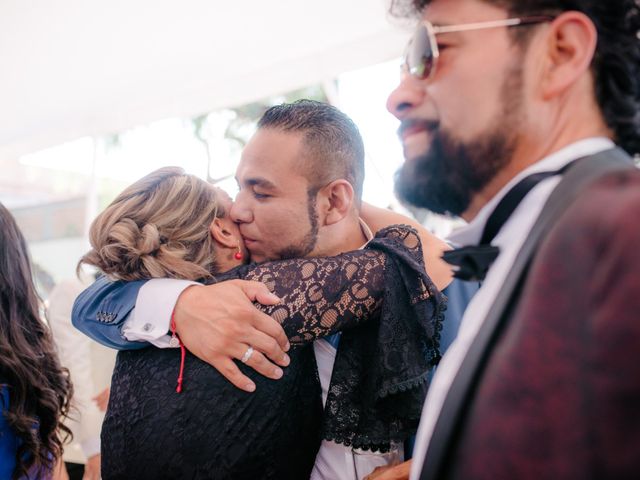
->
[95, 311, 117, 323]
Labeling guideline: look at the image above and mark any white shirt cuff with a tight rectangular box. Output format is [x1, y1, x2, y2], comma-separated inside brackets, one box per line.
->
[122, 278, 200, 348]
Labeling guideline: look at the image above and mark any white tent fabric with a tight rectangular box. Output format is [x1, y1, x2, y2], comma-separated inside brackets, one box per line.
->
[0, 0, 410, 161]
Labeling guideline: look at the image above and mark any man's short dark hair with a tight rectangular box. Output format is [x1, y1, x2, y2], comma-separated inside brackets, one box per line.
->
[257, 99, 366, 201]
[390, 0, 640, 156]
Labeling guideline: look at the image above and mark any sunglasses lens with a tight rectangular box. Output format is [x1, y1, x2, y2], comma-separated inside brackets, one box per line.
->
[406, 24, 434, 79]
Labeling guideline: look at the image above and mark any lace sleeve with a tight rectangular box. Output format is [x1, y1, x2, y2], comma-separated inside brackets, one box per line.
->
[239, 225, 429, 344]
[231, 225, 444, 451]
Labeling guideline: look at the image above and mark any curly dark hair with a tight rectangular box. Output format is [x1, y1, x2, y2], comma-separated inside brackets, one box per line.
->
[0, 203, 72, 479]
[258, 100, 366, 201]
[390, 0, 640, 156]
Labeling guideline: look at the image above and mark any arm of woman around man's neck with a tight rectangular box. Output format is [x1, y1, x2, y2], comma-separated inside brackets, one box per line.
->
[360, 202, 453, 291]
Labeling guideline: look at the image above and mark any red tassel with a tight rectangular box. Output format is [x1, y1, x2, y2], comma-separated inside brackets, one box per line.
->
[170, 311, 186, 393]
[176, 341, 186, 393]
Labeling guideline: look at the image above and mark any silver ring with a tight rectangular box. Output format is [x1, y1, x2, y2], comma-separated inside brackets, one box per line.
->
[240, 346, 254, 364]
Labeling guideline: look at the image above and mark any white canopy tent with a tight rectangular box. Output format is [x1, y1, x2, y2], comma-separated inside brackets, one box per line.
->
[0, 0, 411, 162]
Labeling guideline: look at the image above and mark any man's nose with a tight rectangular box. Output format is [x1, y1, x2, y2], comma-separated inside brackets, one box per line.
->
[386, 71, 427, 120]
[229, 196, 252, 223]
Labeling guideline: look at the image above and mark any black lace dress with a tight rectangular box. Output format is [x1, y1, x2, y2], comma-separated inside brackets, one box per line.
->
[101, 226, 446, 480]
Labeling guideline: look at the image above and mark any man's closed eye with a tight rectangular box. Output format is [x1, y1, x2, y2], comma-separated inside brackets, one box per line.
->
[252, 190, 271, 200]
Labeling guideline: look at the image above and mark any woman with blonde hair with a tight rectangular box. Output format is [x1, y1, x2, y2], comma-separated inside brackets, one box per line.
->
[80, 166, 234, 283]
[0, 203, 72, 479]
[79, 166, 446, 479]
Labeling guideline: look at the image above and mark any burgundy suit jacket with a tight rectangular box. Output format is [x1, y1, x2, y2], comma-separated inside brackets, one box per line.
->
[422, 149, 640, 479]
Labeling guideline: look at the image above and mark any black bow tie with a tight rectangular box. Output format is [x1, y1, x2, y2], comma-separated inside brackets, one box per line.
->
[442, 245, 500, 282]
[442, 166, 573, 281]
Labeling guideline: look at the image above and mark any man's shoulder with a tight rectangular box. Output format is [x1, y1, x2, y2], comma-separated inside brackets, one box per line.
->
[533, 167, 640, 275]
[558, 167, 640, 234]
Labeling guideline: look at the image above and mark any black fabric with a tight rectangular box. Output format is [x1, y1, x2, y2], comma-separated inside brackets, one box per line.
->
[64, 462, 84, 480]
[103, 345, 322, 480]
[479, 169, 565, 245]
[102, 225, 445, 479]
[323, 226, 446, 452]
[442, 245, 500, 282]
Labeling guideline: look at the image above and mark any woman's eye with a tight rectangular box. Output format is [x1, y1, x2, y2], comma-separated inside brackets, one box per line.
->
[253, 191, 270, 199]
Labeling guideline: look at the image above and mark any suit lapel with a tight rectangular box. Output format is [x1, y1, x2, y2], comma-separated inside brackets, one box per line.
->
[420, 148, 634, 480]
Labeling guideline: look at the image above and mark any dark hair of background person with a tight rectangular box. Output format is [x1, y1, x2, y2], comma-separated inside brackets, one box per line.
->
[258, 99, 366, 202]
[389, 0, 640, 156]
[0, 203, 72, 479]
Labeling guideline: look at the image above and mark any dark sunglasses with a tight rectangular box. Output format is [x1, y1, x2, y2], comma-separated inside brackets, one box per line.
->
[404, 16, 555, 80]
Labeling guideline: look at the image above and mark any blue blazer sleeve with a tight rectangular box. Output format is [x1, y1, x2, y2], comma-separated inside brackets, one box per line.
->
[71, 276, 149, 350]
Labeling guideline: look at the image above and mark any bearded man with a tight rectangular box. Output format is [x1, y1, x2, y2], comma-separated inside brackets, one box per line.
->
[377, 0, 640, 479]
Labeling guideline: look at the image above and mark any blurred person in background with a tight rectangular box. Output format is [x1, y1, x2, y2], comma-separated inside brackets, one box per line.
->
[0, 202, 73, 479]
[48, 276, 117, 480]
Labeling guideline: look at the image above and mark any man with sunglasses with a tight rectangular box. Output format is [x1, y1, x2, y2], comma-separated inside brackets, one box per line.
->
[371, 0, 640, 479]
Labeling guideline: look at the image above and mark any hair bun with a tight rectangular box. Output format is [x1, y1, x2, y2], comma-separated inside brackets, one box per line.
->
[138, 223, 162, 256]
[80, 167, 221, 281]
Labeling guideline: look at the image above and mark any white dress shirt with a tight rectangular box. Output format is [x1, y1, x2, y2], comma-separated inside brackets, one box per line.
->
[409, 137, 615, 479]
[122, 219, 388, 480]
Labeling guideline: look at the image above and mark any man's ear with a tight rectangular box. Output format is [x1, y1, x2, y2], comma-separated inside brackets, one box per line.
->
[539, 11, 597, 99]
[209, 218, 238, 249]
[317, 179, 355, 226]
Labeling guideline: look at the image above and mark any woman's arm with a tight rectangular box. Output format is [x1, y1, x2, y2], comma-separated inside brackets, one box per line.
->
[240, 225, 436, 345]
[360, 202, 453, 291]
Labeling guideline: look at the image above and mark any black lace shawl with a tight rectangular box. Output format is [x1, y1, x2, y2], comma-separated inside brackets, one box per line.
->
[235, 225, 446, 452]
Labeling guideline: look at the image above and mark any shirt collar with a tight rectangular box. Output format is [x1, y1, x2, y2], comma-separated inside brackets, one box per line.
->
[448, 137, 615, 246]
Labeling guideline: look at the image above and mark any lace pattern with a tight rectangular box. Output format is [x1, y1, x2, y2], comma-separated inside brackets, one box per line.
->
[236, 225, 446, 451]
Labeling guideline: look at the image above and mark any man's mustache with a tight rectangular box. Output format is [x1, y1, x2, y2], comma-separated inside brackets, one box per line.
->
[397, 119, 439, 140]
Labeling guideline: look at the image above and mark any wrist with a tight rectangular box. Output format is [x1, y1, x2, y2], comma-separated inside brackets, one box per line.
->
[129, 278, 199, 345]
[172, 284, 203, 336]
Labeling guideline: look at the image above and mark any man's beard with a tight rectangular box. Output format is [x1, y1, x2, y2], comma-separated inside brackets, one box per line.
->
[275, 189, 319, 259]
[395, 62, 523, 217]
